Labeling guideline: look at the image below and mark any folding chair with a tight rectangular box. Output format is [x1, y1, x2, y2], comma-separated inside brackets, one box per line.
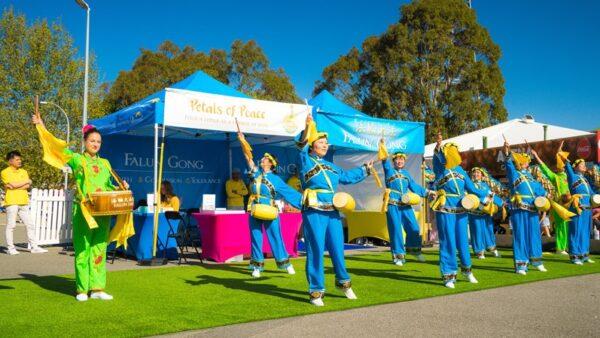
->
[184, 208, 202, 251]
[164, 211, 203, 264]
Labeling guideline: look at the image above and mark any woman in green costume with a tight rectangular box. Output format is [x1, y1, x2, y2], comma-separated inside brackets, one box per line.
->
[530, 143, 569, 254]
[33, 114, 133, 302]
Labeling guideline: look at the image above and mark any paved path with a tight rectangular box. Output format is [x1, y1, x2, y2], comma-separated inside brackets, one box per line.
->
[164, 274, 600, 338]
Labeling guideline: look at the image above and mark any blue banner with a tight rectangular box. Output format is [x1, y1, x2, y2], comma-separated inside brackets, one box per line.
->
[315, 112, 425, 154]
[101, 135, 229, 209]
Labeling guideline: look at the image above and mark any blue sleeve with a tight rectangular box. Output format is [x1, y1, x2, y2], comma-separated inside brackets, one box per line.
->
[272, 175, 303, 209]
[382, 158, 394, 178]
[460, 167, 488, 198]
[406, 171, 427, 197]
[432, 149, 445, 179]
[338, 164, 368, 185]
[504, 154, 518, 185]
[564, 160, 577, 187]
[493, 195, 504, 207]
[297, 144, 311, 172]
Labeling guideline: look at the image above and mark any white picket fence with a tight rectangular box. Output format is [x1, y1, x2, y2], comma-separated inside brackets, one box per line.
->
[29, 188, 74, 245]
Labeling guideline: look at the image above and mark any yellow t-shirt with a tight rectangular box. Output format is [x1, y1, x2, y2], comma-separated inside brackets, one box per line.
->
[161, 196, 180, 211]
[226, 179, 248, 208]
[287, 176, 302, 192]
[1, 167, 30, 206]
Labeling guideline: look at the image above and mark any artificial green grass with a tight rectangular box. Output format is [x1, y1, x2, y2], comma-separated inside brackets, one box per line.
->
[0, 250, 598, 337]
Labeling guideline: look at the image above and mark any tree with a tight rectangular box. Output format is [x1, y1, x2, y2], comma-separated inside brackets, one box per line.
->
[104, 40, 300, 113]
[315, 0, 507, 141]
[0, 8, 106, 188]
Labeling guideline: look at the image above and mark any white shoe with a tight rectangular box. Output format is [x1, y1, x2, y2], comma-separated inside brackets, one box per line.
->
[586, 259, 595, 264]
[394, 260, 404, 266]
[444, 281, 455, 289]
[343, 287, 357, 300]
[415, 254, 426, 262]
[477, 254, 486, 260]
[536, 264, 547, 272]
[7, 248, 19, 255]
[76, 293, 88, 302]
[516, 270, 527, 275]
[90, 291, 113, 300]
[574, 261, 583, 266]
[30, 246, 48, 254]
[251, 269, 261, 278]
[464, 273, 478, 284]
[492, 249, 500, 257]
[310, 297, 324, 306]
[558, 250, 569, 255]
[286, 265, 296, 275]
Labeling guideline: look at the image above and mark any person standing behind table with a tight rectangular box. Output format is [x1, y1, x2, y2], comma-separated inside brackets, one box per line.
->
[1, 151, 48, 255]
[160, 180, 180, 211]
[226, 168, 248, 210]
[502, 140, 548, 275]
[286, 166, 302, 192]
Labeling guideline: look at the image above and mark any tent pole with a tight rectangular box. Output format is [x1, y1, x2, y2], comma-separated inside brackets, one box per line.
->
[154, 123, 159, 203]
[227, 132, 232, 178]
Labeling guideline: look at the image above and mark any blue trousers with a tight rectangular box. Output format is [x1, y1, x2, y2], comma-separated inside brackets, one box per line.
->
[511, 209, 543, 271]
[249, 216, 290, 270]
[568, 209, 592, 262]
[468, 214, 497, 255]
[386, 204, 422, 261]
[303, 209, 349, 293]
[436, 211, 471, 281]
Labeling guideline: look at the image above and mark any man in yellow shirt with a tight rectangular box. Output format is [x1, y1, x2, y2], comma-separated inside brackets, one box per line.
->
[1, 151, 47, 255]
[226, 168, 248, 210]
[286, 166, 302, 192]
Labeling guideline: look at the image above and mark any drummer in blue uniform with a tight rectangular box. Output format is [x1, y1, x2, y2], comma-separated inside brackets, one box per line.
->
[378, 137, 434, 266]
[468, 167, 503, 259]
[431, 133, 489, 288]
[559, 155, 598, 265]
[296, 113, 373, 307]
[502, 140, 548, 274]
[237, 131, 303, 278]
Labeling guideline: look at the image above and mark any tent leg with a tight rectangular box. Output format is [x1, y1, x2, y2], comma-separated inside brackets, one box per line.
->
[228, 135, 232, 178]
[154, 124, 159, 200]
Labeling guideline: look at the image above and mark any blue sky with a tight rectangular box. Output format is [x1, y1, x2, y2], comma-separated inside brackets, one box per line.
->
[4, 0, 599, 130]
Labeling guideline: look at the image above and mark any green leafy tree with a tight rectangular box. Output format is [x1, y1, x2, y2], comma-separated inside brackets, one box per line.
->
[315, 0, 507, 141]
[0, 8, 106, 188]
[105, 40, 300, 113]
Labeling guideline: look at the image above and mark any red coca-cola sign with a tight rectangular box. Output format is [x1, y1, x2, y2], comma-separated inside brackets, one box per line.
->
[577, 138, 591, 159]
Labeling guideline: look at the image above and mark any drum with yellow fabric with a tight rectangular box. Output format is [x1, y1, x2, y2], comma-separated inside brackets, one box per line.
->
[401, 192, 421, 205]
[534, 196, 551, 212]
[86, 190, 134, 216]
[460, 194, 480, 210]
[250, 203, 278, 221]
[333, 192, 356, 214]
[592, 194, 600, 208]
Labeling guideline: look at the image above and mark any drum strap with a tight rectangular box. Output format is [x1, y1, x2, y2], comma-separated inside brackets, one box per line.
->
[302, 157, 335, 208]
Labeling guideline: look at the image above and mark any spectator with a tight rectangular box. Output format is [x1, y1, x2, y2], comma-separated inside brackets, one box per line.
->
[226, 168, 248, 210]
[1, 150, 47, 255]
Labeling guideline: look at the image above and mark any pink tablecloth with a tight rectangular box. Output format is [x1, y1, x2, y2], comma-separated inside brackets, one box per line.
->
[192, 212, 302, 263]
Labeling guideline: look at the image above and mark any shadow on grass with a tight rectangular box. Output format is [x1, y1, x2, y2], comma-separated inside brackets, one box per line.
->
[183, 274, 333, 304]
[15, 274, 74, 296]
[346, 267, 443, 286]
[0, 284, 14, 290]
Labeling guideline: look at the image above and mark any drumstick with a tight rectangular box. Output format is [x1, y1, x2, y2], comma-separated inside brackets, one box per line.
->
[34, 95, 40, 119]
[502, 134, 507, 143]
[234, 118, 241, 134]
